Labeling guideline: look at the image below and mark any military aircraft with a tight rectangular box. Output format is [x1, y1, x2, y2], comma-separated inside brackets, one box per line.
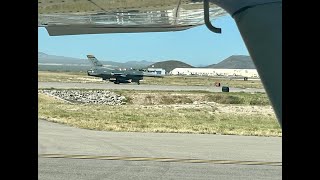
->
[86, 55, 162, 85]
[38, 0, 282, 126]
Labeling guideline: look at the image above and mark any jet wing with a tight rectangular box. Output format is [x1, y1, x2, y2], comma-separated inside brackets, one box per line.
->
[38, 0, 226, 36]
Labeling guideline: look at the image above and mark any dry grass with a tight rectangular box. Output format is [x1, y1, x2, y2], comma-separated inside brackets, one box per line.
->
[114, 90, 270, 105]
[143, 76, 263, 89]
[38, 71, 102, 83]
[38, 93, 281, 137]
[39, 71, 264, 89]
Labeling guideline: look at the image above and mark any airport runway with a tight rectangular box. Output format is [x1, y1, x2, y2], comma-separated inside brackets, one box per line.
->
[39, 120, 281, 179]
[38, 82, 265, 93]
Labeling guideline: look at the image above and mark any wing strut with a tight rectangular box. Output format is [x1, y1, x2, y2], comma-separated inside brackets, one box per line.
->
[203, 0, 222, 33]
[209, 0, 282, 127]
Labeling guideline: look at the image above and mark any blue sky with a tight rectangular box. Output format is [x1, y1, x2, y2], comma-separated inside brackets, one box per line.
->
[38, 15, 249, 67]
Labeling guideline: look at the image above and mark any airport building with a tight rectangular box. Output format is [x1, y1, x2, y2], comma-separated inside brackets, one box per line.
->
[169, 68, 259, 78]
[147, 68, 166, 75]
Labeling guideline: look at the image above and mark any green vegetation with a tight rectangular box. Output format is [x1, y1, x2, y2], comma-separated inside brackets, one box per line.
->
[38, 91, 280, 137]
[113, 90, 270, 106]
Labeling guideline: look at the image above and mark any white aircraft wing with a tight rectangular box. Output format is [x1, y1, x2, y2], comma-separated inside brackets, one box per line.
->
[38, 0, 226, 36]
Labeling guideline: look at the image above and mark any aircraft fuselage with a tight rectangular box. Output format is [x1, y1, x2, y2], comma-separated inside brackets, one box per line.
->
[87, 68, 143, 84]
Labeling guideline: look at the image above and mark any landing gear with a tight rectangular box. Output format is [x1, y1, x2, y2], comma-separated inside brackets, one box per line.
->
[114, 80, 120, 84]
[137, 81, 140, 85]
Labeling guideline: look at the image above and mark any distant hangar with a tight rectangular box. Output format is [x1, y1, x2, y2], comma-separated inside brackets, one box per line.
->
[169, 68, 259, 78]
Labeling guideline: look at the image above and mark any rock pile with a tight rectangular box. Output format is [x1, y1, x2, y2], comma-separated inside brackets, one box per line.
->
[39, 89, 126, 105]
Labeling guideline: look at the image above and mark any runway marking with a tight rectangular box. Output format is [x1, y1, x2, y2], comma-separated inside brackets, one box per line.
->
[39, 154, 282, 166]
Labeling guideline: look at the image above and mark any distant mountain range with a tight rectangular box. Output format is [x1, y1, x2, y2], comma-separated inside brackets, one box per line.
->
[38, 52, 155, 69]
[147, 60, 194, 72]
[38, 52, 255, 72]
[38, 52, 88, 64]
[146, 55, 255, 72]
[205, 55, 256, 69]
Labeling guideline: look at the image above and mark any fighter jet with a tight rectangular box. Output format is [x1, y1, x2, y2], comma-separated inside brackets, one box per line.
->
[86, 55, 162, 85]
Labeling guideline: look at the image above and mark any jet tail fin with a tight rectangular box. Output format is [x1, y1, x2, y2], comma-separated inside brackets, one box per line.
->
[87, 55, 103, 67]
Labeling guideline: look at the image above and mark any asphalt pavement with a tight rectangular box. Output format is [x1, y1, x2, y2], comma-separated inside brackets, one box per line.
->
[38, 119, 281, 179]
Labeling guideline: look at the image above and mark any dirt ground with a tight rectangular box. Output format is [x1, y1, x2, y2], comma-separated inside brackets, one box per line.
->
[127, 93, 275, 116]
[132, 103, 274, 116]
